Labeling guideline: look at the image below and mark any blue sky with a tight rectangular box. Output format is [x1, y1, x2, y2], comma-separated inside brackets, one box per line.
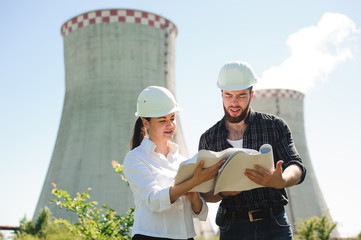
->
[1, 0, 360, 238]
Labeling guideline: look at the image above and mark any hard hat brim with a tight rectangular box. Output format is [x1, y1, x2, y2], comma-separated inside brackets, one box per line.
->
[217, 83, 254, 91]
[135, 106, 183, 118]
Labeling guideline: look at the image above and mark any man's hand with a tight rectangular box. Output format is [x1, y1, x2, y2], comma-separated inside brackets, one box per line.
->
[244, 160, 286, 189]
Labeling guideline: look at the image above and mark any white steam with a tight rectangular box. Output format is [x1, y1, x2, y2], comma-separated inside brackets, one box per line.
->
[256, 13, 359, 92]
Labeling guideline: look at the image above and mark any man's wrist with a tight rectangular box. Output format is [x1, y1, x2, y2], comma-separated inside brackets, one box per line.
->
[218, 192, 228, 199]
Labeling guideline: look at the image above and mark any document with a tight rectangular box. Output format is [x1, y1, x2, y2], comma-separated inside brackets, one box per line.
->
[174, 144, 274, 194]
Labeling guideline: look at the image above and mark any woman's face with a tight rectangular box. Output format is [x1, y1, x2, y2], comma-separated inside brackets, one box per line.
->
[143, 113, 177, 143]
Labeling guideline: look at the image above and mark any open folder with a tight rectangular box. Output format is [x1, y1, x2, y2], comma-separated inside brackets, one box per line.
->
[174, 144, 274, 194]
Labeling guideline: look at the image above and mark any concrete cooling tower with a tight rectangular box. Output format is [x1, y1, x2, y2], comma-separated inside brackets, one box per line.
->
[34, 9, 188, 221]
[251, 89, 331, 228]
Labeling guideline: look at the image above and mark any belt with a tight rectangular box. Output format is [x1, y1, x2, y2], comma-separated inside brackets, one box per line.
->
[224, 205, 285, 222]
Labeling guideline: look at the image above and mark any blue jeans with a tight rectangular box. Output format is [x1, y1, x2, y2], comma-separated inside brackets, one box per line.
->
[219, 211, 293, 240]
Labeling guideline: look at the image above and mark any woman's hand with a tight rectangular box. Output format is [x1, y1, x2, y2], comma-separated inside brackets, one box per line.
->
[191, 159, 225, 185]
[169, 159, 224, 203]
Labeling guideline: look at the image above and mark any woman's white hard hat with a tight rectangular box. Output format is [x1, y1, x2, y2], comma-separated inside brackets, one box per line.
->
[217, 61, 257, 90]
[135, 86, 183, 117]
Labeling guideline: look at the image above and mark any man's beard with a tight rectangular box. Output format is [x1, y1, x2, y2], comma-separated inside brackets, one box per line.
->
[223, 102, 250, 123]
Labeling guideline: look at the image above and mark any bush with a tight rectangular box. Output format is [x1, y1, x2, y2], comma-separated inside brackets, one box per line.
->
[14, 161, 133, 240]
[48, 161, 134, 239]
[294, 214, 337, 240]
[13, 206, 78, 240]
[50, 185, 133, 240]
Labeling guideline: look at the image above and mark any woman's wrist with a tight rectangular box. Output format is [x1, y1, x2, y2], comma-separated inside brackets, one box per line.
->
[191, 198, 202, 214]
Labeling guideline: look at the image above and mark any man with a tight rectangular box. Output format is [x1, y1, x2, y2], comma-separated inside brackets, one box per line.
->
[199, 61, 306, 240]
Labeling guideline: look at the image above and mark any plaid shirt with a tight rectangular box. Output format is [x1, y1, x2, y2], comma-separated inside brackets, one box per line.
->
[198, 108, 306, 211]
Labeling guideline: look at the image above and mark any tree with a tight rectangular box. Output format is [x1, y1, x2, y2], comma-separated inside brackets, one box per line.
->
[15, 207, 51, 238]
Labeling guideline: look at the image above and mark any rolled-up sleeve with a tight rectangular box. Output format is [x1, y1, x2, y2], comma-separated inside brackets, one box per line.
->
[123, 153, 173, 212]
[275, 118, 307, 184]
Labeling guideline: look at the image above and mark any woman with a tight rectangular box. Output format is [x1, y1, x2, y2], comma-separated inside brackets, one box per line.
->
[123, 86, 223, 240]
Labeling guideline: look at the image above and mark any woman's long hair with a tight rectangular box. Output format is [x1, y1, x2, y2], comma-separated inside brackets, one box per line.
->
[130, 117, 150, 150]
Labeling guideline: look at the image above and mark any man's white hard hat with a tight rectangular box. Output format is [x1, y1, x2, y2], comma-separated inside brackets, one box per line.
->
[217, 61, 257, 90]
[135, 86, 183, 117]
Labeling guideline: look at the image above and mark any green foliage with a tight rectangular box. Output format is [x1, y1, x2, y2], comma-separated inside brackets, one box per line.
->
[295, 214, 337, 240]
[112, 160, 129, 185]
[48, 161, 134, 239]
[51, 186, 133, 240]
[14, 161, 133, 239]
[13, 206, 78, 240]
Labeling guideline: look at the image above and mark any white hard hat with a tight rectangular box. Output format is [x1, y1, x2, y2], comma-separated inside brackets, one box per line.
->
[135, 86, 183, 117]
[217, 61, 257, 90]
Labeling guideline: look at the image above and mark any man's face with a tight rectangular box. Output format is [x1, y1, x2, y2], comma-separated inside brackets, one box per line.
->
[222, 89, 253, 123]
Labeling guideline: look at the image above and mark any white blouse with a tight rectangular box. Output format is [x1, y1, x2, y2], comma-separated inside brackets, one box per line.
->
[123, 137, 208, 239]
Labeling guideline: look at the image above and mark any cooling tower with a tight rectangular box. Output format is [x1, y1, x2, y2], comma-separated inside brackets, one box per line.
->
[251, 89, 330, 226]
[34, 9, 188, 220]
